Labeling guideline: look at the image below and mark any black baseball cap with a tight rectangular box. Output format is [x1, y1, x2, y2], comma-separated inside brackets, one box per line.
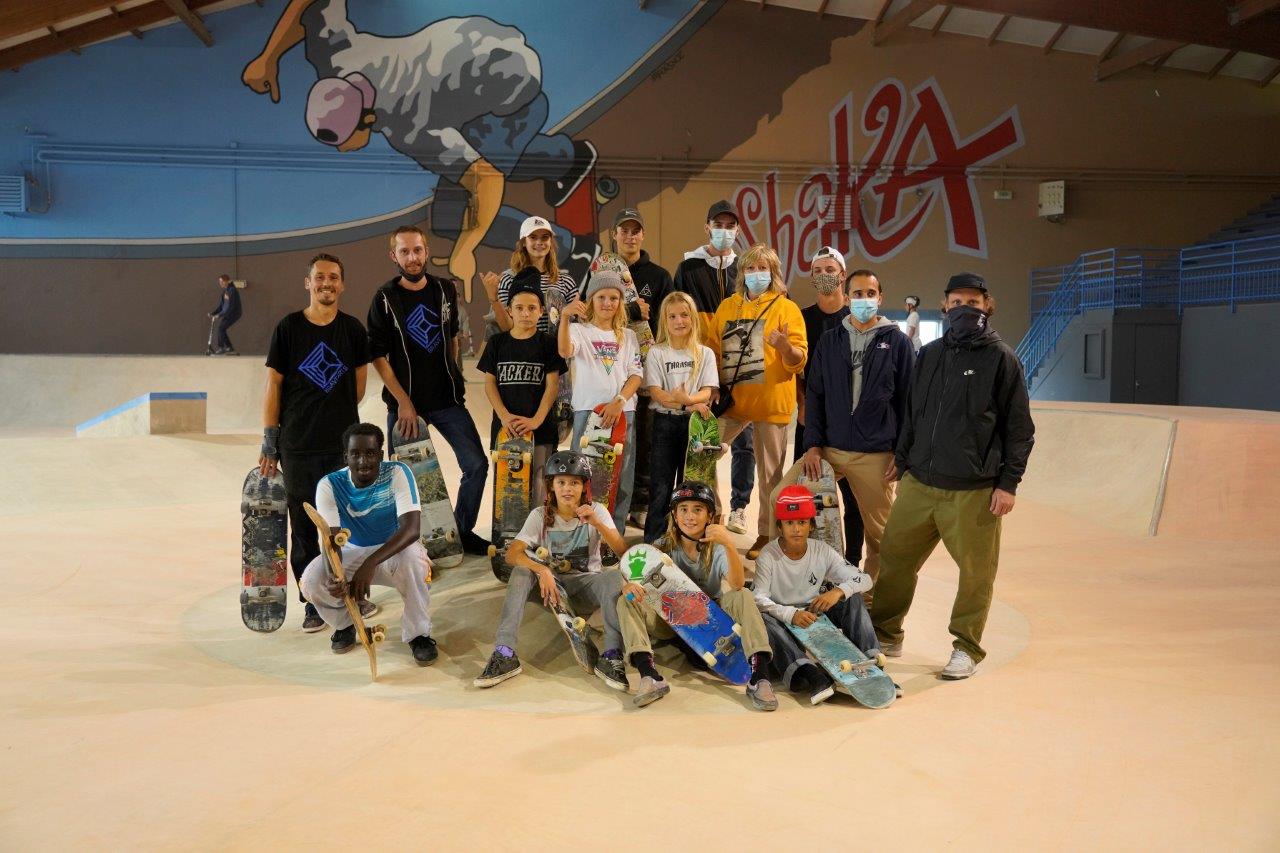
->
[612, 207, 644, 229]
[706, 200, 738, 223]
[944, 272, 989, 294]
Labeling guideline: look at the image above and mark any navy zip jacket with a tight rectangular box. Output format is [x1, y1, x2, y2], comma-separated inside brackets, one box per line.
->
[803, 320, 914, 454]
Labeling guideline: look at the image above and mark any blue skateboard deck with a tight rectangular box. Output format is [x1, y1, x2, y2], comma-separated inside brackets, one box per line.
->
[621, 544, 751, 685]
[787, 615, 895, 708]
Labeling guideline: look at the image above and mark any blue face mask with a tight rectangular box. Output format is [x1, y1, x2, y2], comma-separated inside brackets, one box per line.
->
[849, 298, 878, 323]
[744, 271, 771, 294]
[710, 227, 736, 251]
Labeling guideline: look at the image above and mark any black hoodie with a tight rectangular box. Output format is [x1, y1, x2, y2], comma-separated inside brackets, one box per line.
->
[895, 325, 1035, 494]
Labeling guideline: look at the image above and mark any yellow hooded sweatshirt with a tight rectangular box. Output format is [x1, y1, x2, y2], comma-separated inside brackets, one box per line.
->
[710, 290, 807, 424]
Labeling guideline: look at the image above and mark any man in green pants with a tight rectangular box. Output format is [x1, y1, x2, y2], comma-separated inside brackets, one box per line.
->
[870, 273, 1034, 680]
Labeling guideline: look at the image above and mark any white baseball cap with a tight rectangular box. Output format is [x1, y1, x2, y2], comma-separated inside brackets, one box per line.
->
[519, 215, 554, 240]
[811, 245, 846, 271]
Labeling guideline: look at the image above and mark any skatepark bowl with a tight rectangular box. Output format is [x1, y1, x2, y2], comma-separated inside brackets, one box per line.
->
[1, 356, 1277, 849]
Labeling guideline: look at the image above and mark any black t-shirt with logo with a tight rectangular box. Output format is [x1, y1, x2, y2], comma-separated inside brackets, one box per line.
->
[266, 310, 370, 455]
[385, 279, 464, 414]
[477, 330, 566, 447]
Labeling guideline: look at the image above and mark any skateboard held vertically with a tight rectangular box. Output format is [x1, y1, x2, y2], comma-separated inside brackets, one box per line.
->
[798, 460, 844, 557]
[683, 411, 722, 492]
[588, 252, 655, 362]
[301, 502, 387, 681]
[240, 468, 288, 632]
[526, 546, 599, 675]
[786, 614, 895, 709]
[578, 405, 628, 516]
[488, 428, 534, 583]
[620, 543, 751, 684]
[393, 417, 464, 570]
[545, 289, 574, 444]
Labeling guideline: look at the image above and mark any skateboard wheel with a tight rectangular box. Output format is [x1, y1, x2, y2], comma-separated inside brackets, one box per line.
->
[874, 653, 886, 668]
[521, 452, 532, 464]
[731, 623, 742, 637]
[445, 530, 457, 542]
[839, 660, 853, 672]
[596, 175, 620, 204]
[603, 451, 616, 464]
[701, 651, 718, 667]
[487, 544, 497, 558]
[333, 529, 350, 547]
[822, 495, 838, 507]
[578, 436, 589, 450]
[489, 450, 499, 462]
[612, 442, 623, 456]
[573, 617, 586, 633]
[690, 441, 703, 452]
[535, 547, 551, 561]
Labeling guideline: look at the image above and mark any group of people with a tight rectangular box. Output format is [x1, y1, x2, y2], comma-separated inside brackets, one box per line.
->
[256, 199, 1035, 707]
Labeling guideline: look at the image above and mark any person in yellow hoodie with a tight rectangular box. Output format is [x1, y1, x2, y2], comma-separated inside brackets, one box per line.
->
[710, 244, 807, 557]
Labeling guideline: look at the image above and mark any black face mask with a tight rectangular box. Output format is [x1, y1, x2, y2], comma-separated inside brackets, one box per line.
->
[397, 265, 426, 283]
[945, 304, 988, 343]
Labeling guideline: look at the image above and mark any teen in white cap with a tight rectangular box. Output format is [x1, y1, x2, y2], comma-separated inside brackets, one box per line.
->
[481, 215, 579, 336]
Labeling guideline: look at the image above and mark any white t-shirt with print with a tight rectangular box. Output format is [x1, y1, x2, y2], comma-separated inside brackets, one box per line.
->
[567, 323, 642, 412]
[644, 343, 719, 416]
[513, 502, 617, 574]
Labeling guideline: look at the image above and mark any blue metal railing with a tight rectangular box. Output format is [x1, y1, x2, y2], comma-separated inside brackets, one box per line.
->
[1178, 233, 1280, 310]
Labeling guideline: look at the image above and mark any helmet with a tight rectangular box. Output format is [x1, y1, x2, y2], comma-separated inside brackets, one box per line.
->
[670, 480, 717, 514]
[775, 485, 817, 521]
[544, 450, 592, 480]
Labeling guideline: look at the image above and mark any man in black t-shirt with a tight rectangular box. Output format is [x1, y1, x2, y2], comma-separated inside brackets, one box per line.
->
[260, 253, 372, 632]
[478, 268, 567, 505]
[368, 225, 491, 555]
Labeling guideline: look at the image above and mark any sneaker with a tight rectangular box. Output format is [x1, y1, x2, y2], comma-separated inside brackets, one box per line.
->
[881, 639, 903, 658]
[461, 532, 491, 556]
[358, 598, 379, 619]
[629, 510, 647, 529]
[632, 675, 670, 708]
[940, 648, 977, 680]
[301, 603, 325, 633]
[331, 625, 355, 654]
[746, 678, 779, 711]
[474, 649, 522, 687]
[407, 635, 438, 665]
[746, 536, 770, 560]
[894, 681, 904, 698]
[594, 652, 629, 691]
[726, 508, 748, 534]
[809, 680, 836, 706]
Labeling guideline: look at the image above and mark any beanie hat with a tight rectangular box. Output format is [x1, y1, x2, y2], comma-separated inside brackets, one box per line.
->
[585, 269, 625, 300]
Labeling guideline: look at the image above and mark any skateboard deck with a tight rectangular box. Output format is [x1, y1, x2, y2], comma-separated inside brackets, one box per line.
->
[528, 547, 599, 675]
[620, 544, 751, 685]
[301, 502, 387, 681]
[552, 140, 618, 238]
[240, 468, 288, 632]
[798, 460, 844, 557]
[589, 252, 655, 362]
[787, 614, 895, 709]
[392, 418, 464, 569]
[488, 429, 534, 583]
[683, 411, 722, 492]
[545, 289, 574, 444]
[578, 405, 628, 516]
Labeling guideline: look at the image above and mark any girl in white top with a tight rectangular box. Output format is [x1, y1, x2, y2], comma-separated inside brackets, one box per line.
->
[641, 292, 721, 542]
[481, 215, 578, 335]
[903, 295, 922, 353]
[558, 269, 644, 535]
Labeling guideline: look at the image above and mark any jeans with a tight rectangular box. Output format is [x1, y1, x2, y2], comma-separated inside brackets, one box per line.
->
[281, 451, 343, 604]
[793, 422, 866, 566]
[495, 566, 624, 653]
[632, 394, 652, 517]
[730, 425, 755, 512]
[570, 409, 636, 534]
[644, 411, 689, 542]
[215, 315, 238, 351]
[762, 595, 879, 689]
[387, 406, 488, 537]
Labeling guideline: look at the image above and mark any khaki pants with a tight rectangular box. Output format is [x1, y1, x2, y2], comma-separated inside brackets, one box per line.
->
[617, 587, 771, 659]
[771, 449, 895, 600]
[718, 417, 789, 538]
[868, 473, 1002, 663]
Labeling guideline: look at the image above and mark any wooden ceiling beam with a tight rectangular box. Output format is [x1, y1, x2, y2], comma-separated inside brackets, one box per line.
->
[0, 1, 120, 43]
[1228, 0, 1280, 26]
[873, 0, 937, 44]
[1259, 61, 1280, 86]
[159, 0, 212, 46]
[986, 13, 1010, 44]
[1149, 45, 1179, 72]
[1205, 49, 1238, 79]
[1042, 21, 1068, 53]
[931, 5, 952, 34]
[1095, 38, 1185, 81]
[816, 0, 830, 16]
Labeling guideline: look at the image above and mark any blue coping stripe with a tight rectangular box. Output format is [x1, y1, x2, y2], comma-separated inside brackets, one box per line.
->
[75, 392, 207, 432]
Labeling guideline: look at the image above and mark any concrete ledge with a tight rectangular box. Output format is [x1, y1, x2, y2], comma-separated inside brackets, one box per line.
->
[76, 392, 207, 437]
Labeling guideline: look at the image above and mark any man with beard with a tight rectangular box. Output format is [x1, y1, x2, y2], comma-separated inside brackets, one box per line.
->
[260, 253, 373, 632]
[367, 226, 490, 555]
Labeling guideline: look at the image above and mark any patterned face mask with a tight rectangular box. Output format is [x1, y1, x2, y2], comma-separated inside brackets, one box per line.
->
[812, 272, 843, 295]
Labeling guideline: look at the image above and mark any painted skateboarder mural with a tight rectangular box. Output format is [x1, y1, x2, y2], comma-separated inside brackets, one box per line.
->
[241, 0, 603, 298]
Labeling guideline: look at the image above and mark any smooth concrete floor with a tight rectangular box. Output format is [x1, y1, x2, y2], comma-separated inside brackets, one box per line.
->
[1, 398, 1277, 849]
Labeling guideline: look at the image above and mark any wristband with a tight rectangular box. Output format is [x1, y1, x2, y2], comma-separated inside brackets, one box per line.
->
[614, 394, 627, 404]
[261, 426, 281, 460]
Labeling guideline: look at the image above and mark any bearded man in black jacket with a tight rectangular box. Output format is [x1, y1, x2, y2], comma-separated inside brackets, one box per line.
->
[870, 273, 1035, 681]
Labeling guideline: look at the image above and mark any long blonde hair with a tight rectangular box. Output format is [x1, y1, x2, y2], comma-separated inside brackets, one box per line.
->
[735, 243, 787, 297]
[510, 236, 561, 283]
[654, 502, 718, 580]
[655, 291, 705, 388]
[584, 285, 628, 348]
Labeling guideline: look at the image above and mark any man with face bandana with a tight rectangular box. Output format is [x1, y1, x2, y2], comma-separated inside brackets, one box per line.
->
[771, 267, 913, 601]
[870, 273, 1034, 681]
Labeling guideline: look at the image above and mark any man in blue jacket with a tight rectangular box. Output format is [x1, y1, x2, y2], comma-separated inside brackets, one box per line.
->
[769, 269, 913, 603]
[209, 274, 242, 355]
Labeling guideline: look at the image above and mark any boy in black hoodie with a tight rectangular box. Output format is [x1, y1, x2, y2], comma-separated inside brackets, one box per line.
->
[870, 273, 1034, 681]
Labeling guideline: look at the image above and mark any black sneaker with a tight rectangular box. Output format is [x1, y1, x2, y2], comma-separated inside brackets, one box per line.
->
[461, 532, 491, 556]
[302, 603, 325, 633]
[331, 625, 355, 654]
[473, 649, 522, 687]
[594, 652, 629, 691]
[409, 635, 438, 666]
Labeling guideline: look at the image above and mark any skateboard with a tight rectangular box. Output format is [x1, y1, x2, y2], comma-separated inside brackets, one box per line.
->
[797, 460, 844, 557]
[527, 546, 599, 675]
[620, 543, 752, 685]
[683, 411, 722, 492]
[550, 139, 618, 238]
[588, 252, 655, 362]
[488, 428, 534, 583]
[786, 614, 895, 709]
[240, 468, 288, 632]
[301, 502, 387, 681]
[545, 288, 574, 444]
[392, 418, 464, 570]
[578, 404, 628, 516]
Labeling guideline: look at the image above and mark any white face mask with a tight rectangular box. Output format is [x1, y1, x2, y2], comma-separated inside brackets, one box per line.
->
[710, 227, 736, 251]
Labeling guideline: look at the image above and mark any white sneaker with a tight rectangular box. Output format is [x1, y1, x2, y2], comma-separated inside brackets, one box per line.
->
[629, 510, 647, 529]
[726, 508, 747, 534]
[940, 649, 977, 680]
